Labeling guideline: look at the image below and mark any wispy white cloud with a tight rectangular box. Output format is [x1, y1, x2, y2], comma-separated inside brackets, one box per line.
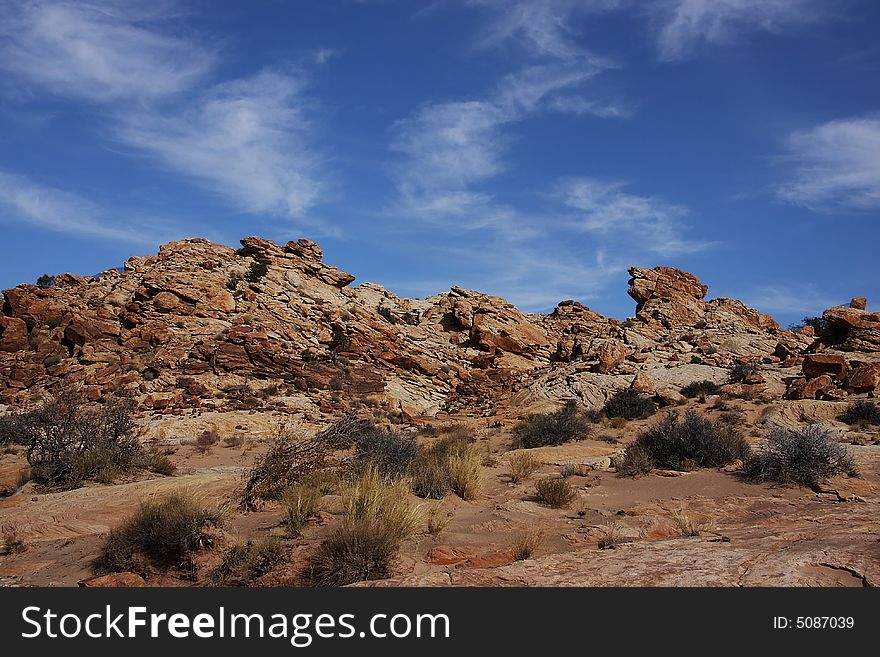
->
[469, 0, 624, 61]
[115, 70, 323, 220]
[736, 283, 838, 317]
[0, 0, 213, 102]
[557, 178, 712, 256]
[0, 171, 165, 244]
[653, 0, 824, 61]
[777, 114, 880, 211]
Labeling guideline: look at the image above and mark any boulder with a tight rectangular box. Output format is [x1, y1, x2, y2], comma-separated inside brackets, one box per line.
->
[630, 371, 656, 395]
[802, 354, 848, 382]
[786, 375, 834, 400]
[850, 297, 867, 310]
[848, 363, 880, 393]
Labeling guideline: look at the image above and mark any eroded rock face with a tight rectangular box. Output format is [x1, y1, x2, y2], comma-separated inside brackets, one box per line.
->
[824, 305, 880, 351]
[0, 237, 875, 418]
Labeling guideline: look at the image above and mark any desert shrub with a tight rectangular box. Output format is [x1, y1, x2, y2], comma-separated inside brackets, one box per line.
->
[35, 274, 55, 288]
[352, 428, 417, 479]
[240, 427, 330, 509]
[838, 400, 880, 427]
[244, 261, 268, 282]
[16, 390, 144, 488]
[620, 410, 751, 475]
[425, 504, 450, 535]
[316, 415, 377, 450]
[309, 468, 419, 586]
[728, 362, 758, 383]
[282, 482, 322, 537]
[410, 451, 450, 499]
[1, 527, 27, 555]
[513, 400, 591, 448]
[512, 528, 545, 561]
[680, 380, 720, 399]
[671, 507, 700, 537]
[788, 316, 829, 334]
[602, 389, 657, 421]
[208, 538, 284, 586]
[223, 434, 244, 448]
[95, 492, 220, 573]
[535, 477, 576, 508]
[597, 520, 620, 549]
[743, 425, 856, 488]
[309, 520, 399, 587]
[343, 467, 420, 539]
[506, 452, 541, 483]
[616, 445, 653, 477]
[195, 429, 220, 452]
[410, 436, 483, 500]
[226, 273, 241, 291]
[143, 448, 175, 476]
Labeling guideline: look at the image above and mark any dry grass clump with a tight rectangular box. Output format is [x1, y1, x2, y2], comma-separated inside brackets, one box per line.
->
[512, 527, 545, 561]
[308, 467, 421, 586]
[207, 539, 284, 586]
[95, 492, 220, 573]
[425, 503, 451, 535]
[671, 507, 700, 536]
[535, 477, 576, 508]
[411, 436, 483, 500]
[597, 519, 620, 549]
[282, 483, 322, 537]
[506, 452, 541, 483]
[1, 526, 27, 555]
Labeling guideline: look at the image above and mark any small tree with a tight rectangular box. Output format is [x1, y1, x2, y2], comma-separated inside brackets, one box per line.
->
[245, 261, 268, 282]
[35, 274, 55, 288]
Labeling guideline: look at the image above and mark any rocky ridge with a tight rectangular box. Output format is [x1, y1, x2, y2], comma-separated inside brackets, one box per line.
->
[1, 237, 877, 422]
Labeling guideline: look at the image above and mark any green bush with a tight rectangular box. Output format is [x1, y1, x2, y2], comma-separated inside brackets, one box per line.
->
[743, 425, 856, 488]
[244, 261, 268, 282]
[602, 389, 657, 421]
[513, 400, 591, 448]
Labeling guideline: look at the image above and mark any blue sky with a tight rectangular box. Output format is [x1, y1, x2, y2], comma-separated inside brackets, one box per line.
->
[1, 0, 878, 326]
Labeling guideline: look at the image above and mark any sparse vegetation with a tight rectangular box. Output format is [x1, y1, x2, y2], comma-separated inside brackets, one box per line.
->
[244, 261, 268, 282]
[512, 527, 545, 561]
[513, 400, 591, 448]
[195, 429, 220, 452]
[143, 447, 175, 476]
[597, 519, 620, 549]
[2, 526, 27, 555]
[353, 427, 417, 479]
[728, 362, 758, 383]
[535, 477, 576, 508]
[680, 380, 720, 399]
[602, 389, 657, 421]
[618, 410, 750, 476]
[10, 390, 146, 489]
[671, 507, 700, 536]
[35, 274, 55, 288]
[410, 436, 483, 500]
[282, 480, 322, 537]
[506, 452, 541, 483]
[241, 427, 330, 509]
[743, 424, 856, 488]
[208, 539, 284, 586]
[838, 400, 880, 427]
[94, 492, 220, 573]
[425, 503, 450, 535]
[316, 415, 376, 450]
[308, 468, 420, 586]
[788, 316, 829, 334]
[226, 273, 241, 291]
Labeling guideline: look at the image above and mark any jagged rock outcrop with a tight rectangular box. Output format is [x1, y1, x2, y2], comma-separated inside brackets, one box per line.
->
[1, 237, 874, 418]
